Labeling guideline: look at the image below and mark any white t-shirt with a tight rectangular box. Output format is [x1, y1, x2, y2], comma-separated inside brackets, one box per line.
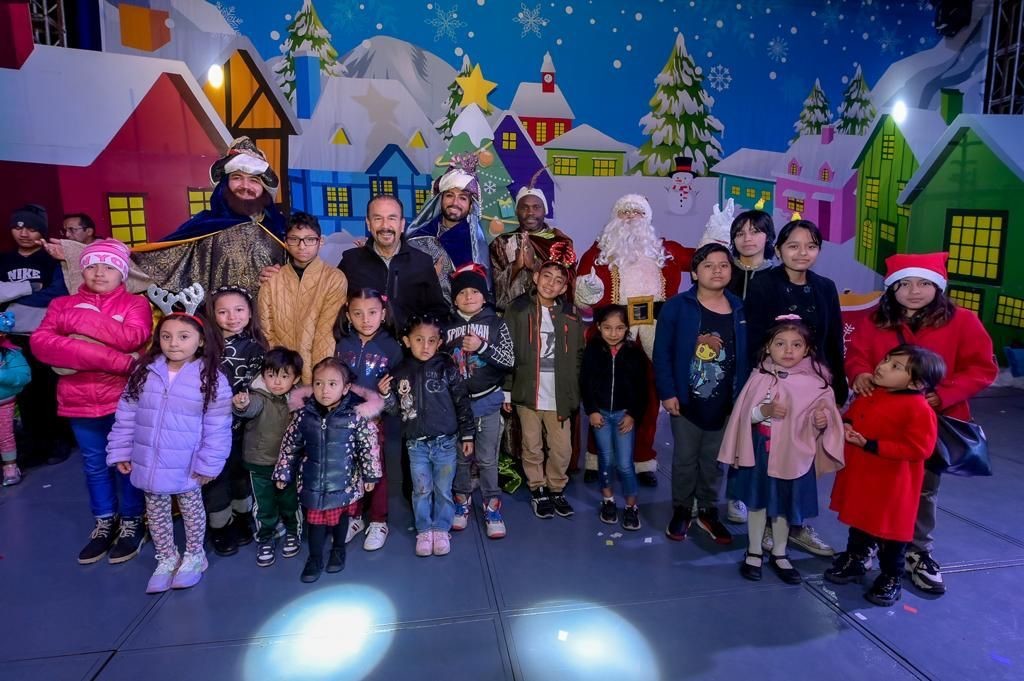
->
[536, 305, 557, 411]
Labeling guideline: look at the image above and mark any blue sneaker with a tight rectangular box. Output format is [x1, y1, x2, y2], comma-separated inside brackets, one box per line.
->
[483, 499, 506, 539]
[452, 494, 470, 531]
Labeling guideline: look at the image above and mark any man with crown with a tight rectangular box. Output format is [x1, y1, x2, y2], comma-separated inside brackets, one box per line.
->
[575, 194, 694, 486]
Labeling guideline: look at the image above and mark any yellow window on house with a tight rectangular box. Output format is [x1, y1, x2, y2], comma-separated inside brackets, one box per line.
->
[864, 177, 880, 208]
[552, 156, 577, 176]
[592, 158, 617, 176]
[896, 181, 910, 217]
[502, 131, 517, 150]
[861, 219, 874, 251]
[880, 221, 896, 242]
[996, 294, 1024, 328]
[415, 188, 431, 213]
[746, 187, 756, 198]
[370, 178, 396, 196]
[107, 194, 147, 245]
[324, 186, 351, 217]
[819, 166, 832, 182]
[535, 122, 548, 143]
[761, 190, 772, 204]
[553, 121, 566, 137]
[187, 188, 213, 216]
[948, 287, 983, 313]
[882, 133, 895, 160]
[788, 160, 800, 175]
[731, 185, 741, 196]
[946, 211, 1006, 282]
[786, 197, 804, 212]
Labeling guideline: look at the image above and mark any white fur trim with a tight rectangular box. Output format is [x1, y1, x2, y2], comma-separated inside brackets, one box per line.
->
[883, 266, 947, 290]
[223, 154, 270, 177]
[633, 459, 657, 473]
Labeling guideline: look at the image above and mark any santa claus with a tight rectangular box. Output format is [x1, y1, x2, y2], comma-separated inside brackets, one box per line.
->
[575, 194, 693, 485]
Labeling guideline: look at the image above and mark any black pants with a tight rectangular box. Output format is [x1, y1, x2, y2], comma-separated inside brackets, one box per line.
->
[12, 336, 73, 465]
[848, 526, 907, 577]
[202, 432, 251, 526]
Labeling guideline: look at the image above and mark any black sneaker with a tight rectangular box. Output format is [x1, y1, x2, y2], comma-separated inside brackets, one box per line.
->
[622, 505, 641, 531]
[531, 487, 555, 519]
[326, 547, 346, 573]
[209, 522, 238, 557]
[79, 516, 118, 565]
[865, 573, 902, 606]
[300, 555, 324, 583]
[583, 469, 599, 483]
[637, 471, 659, 487]
[696, 507, 733, 545]
[551, 492, 574, 517]
[824, 551, 868, 584]
[232, 512, 256, 546]
[256, 539, 276, 567]
[281, 533, 302, 558]
[599, 498, 618, 524]
[108, 516, 146, 564]
[906, 550, 946, 594]
[666, 506, 691, 541]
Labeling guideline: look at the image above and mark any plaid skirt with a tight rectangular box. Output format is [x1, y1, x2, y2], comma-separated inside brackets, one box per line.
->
[305, 505, 347, 526]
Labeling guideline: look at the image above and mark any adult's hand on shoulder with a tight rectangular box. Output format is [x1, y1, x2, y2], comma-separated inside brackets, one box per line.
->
[259, 264, 282, 284]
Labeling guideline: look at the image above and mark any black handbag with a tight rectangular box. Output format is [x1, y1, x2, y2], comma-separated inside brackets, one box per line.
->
[932, 415, 993, 477]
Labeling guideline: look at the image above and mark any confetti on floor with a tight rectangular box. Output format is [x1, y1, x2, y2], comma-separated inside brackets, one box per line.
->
[597, 532, 604, 536]
[853, 612, 868, 621]
[903, 604, 918, 614]
[42, 484, 51, 489]
[644, 537, 653, 544]
[605, 540, 614, 546]
[610, 532, 623, 539]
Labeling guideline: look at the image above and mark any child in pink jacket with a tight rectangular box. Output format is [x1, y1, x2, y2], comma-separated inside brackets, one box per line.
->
[31, 239, 152, 566]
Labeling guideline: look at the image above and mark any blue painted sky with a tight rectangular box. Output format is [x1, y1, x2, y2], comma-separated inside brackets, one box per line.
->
[229, 0, 940, 155]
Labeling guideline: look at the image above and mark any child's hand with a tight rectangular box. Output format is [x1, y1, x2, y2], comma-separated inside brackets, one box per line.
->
[589, 412, 605, 429]
[377, 374, 393, 396]
[275, 480, 287, 490]
[661, 397, 680, 417]
[925, 392, 941, 410]
[192, 473, 214, 486]
[618, 414, 635, 434]
[761, 394, 788, 419]
[462, 331, 484, 353]
[364, 482, 376, 492]
[462, 441, 474, 457]
[232, 390, 250, 410]
[813, 408, 828, 430]
[116, 462, 132, 475]
[502, 402, 512, 414]
[844, 425, 867, 447]
[852, 373, 875, 396]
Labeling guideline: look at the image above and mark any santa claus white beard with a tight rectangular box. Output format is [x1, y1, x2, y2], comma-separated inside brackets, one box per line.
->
[595, 217, 668, 270]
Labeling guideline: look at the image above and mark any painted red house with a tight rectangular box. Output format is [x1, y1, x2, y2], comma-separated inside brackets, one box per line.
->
[0, 5, 230, 247]
[509, 51, 575, 146]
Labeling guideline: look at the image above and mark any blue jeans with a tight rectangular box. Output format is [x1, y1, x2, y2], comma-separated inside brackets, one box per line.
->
[408, 434, 457, 533]
[592, 410, 638, 499]
[70, 415, 145, 519]
[453, 411, 502, 501]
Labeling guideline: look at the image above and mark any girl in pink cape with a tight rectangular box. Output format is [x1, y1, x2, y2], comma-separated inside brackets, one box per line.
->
[718, 315, 844, 584]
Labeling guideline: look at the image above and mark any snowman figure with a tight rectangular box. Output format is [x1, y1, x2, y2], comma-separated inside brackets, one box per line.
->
[667, 156, 697, 215]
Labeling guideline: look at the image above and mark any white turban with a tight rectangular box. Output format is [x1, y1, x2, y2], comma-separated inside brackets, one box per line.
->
[437, 169, 479, 198]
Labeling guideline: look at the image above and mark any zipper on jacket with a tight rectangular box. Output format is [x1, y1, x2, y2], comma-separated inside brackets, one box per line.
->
[609, 350, 616, 413]
[148, 378, 170, 491]
[320, 416, 328, 507]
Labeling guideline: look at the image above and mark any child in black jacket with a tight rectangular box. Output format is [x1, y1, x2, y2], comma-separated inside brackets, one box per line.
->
[580, 305, 648, 530]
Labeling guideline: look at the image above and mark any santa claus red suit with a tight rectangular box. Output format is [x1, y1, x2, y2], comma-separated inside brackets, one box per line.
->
[574, 194, 693, 479]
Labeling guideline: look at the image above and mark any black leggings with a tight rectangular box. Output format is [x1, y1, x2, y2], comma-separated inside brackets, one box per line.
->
[307, 516, 351, 558]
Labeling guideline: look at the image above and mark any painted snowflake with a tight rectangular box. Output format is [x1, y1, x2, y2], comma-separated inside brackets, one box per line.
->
[215, 2, 242, 32]
[482, 179, 497, 194]
[514, 3, 549, 38]
[708, 65, 732, 92]
[767, 36, 788, 62]
[426, 5, 466, 42]
[818, 5, 843, 31]
[876, 27, 902, 53]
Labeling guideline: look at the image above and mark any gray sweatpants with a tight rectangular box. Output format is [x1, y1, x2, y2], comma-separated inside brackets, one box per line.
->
[669, 415, 724, 512]
[912, 467, 941, 553]
[453, 411, 502, 501]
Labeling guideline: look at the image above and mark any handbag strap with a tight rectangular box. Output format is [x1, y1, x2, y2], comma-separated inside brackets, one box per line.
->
[895, 325, 907, 345]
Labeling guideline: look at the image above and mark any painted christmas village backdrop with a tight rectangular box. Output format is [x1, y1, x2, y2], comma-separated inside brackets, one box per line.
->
[0, 0, 1021, 360]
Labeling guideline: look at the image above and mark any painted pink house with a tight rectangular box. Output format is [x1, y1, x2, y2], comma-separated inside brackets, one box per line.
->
[773, 126, 865, 243]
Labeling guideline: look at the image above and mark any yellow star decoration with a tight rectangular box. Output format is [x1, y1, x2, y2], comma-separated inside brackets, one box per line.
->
[456, 64, 497, 112]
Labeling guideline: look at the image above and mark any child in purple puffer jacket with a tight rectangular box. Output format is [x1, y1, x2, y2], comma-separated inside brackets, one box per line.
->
[107, 305, 232, 594]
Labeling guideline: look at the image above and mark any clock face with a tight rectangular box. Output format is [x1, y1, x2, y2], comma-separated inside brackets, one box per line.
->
[543, 73, 553, 83]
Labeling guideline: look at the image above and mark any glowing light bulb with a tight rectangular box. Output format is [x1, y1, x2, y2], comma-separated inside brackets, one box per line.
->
[893, 100, 908, 124]
[207, 64, 224, 88]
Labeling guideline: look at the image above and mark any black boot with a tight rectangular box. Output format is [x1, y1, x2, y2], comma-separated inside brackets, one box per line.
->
[232, 512, 256, 546]
[637, 471, 658, 487]
[327, 519, 348, 573]
[865, 573, 902, 606]
[78, 516, 119, 565]
[108, 515, 147, 564]
[302, 525, 327, 583]
[209, 521, 238, 557]
[824, 551, 868, 585]
[301, 555, 324, 582]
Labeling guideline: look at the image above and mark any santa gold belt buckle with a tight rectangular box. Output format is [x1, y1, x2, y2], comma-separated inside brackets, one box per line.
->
[627, 295, 655, 326]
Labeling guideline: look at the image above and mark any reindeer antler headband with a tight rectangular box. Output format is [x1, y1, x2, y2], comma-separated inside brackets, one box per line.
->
[147, 283, 207, 326]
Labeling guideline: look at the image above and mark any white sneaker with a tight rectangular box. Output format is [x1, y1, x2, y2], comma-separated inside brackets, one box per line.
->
[727, 499, 748, 523]
[346, 516, 366, 543]
[789, 525, 835, 557]
[452, 494, 470, 531]
[363, 522, 388, 551]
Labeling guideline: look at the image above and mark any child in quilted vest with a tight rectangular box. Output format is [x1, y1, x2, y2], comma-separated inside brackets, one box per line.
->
[106, 305, 232, 594]
[31, 239, 152, 566]
[0, 311, 30, 487]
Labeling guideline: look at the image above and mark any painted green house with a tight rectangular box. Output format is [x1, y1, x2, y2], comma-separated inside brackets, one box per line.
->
[543, 124, 630, 176]
[710, 148, 784, 214]
[898, 113, 1024, 362]
[852, 106, 948, 273]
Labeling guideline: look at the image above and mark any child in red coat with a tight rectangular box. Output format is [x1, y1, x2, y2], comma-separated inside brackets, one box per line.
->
[826, 344, 945, 606]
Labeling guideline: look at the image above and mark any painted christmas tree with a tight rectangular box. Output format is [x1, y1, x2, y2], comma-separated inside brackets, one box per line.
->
[836, 65, 877, 136]
[273, 0, 343, 103]
[791, 78, 833, 143]
[631, 33, 724, 177]
[435, 54, 473, 141]
[435, 106, 516, 241]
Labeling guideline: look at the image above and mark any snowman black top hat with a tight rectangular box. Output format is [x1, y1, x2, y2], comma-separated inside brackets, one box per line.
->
[674, 157, 693, 173]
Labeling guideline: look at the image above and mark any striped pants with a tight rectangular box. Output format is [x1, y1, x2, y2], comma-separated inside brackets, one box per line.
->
[0, 401, 16, 463]
[145, 489, 206, 560]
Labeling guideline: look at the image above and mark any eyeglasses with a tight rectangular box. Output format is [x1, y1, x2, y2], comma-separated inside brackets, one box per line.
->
[285, 236, 320, 247]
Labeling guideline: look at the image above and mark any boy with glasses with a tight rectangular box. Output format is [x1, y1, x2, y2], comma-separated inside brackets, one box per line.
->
[259, 212, 346, 384]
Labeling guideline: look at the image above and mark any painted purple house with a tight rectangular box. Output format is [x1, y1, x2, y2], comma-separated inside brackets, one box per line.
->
[492, 111, 555, 218]
[773, 126, 865, 243]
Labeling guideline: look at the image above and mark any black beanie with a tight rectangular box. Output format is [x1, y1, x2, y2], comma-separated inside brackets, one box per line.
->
[9, 204, 48, 236]
[451, 264, 491, 302]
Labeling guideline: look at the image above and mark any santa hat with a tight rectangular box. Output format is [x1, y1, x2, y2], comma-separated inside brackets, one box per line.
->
[80, 238, 131, 281]
[209, 137, 280, 199]
[883, 252, 948, 290]
[515, 186, 549, 215]
[451, 263, 491, 302]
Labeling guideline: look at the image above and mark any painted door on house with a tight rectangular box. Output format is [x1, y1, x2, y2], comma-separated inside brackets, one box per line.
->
[819, 200, 831, 238]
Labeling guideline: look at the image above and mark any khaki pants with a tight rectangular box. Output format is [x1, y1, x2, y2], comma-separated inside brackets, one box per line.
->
[517, 406, 572, 493]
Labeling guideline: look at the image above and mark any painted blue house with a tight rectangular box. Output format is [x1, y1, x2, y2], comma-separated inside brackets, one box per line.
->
[492, 111, 554, 218]
[710, 148, 785, 214]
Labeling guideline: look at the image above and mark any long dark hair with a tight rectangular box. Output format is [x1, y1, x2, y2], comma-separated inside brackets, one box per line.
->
[124, 313, 224, 412]
[872, 283, 955, 332]
[730, 210, 776, 260]
[208, 286, 268, 347]
[334, 288, 394, 341]
[759, 317, 831, 389]
[885, 343, 946, 392]
[590, 304, 630, 348]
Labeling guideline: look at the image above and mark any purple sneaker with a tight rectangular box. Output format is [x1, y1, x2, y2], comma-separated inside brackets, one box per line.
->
[170, 551, 208, 589]
[146, 552, 180, 594]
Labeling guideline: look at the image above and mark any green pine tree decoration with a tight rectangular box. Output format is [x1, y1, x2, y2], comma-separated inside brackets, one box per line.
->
[436, 54, 473, 141]
[791, 78, 834, 144]
[631, 33, 724, 176]
[433, 132, 516, 241]
[273, 0, 343, 103]
[836, 65, 877, 136]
